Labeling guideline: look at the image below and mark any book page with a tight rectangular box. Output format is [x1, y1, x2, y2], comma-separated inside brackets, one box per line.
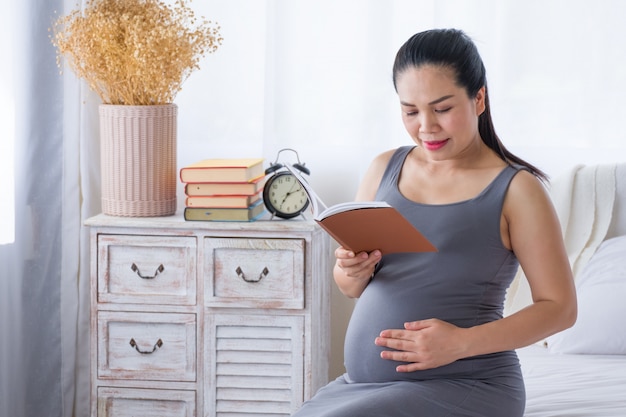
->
[316, 201, 391, 220]
[284, 164, 393, 220]
[284, 164, 328, 217]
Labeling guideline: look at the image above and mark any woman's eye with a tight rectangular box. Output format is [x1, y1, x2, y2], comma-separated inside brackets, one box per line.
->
[435, 107, 451, 113]
[404, 111, 418, 116]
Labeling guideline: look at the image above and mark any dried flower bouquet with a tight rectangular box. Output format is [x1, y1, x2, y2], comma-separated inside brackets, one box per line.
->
[51, 0, 222, 105]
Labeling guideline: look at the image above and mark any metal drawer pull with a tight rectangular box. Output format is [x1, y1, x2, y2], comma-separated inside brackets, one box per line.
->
[129, 338, 163, 354]
[236, 266, 269, 283]
[130, 263, 164, 279]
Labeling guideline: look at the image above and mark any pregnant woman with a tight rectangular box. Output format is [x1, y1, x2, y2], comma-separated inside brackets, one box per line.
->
[291, 28, 576, 417]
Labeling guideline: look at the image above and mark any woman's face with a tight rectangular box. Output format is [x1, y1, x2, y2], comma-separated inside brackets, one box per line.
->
[395, 65, 485, 160]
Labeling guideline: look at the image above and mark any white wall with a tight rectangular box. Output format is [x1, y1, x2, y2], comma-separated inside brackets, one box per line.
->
[173, 0, 626, 379]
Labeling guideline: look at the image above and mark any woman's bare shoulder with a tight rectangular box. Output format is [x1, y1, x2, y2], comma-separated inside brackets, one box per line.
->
[355, 148, 399, 200]
[370, 148, 398, 170]
[504, 168, 554, 221]
[508, 168, 548, 198]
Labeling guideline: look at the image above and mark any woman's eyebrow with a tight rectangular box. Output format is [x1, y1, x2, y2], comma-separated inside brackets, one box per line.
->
[400, 95, 454, 107]
[428, 94, 454, 105]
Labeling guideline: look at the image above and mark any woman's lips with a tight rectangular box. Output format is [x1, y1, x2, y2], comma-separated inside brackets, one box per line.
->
[422, 139, 449, 151]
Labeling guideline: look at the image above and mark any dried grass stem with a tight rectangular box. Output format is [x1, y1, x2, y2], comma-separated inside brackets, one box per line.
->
[51, 0, 222, 105]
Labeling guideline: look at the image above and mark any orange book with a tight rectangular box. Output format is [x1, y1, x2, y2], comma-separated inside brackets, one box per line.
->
[185, 176, 266, 197]
[185, 191, 261, 208]
[314, 202, 437, 255]
[180, 158, 264, 183]
[284, 164, 437, 255]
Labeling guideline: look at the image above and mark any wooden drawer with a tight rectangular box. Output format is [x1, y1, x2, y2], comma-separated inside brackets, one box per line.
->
[204, 237, 305, 309]
[97, 387, 196, 417]
[97, 234, 197, 305]
[97, 311, 196, 381]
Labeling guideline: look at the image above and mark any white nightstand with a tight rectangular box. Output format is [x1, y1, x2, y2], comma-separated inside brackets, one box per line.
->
[86, 214, 332, 417]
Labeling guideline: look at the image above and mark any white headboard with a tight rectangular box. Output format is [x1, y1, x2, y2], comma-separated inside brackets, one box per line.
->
[606, 163, 626, 239]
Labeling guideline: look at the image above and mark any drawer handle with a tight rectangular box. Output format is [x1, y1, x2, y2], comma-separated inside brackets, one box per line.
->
[130, 263, 164, 280]
[129, 338, 163, 354]
[236, 266, 269, 283]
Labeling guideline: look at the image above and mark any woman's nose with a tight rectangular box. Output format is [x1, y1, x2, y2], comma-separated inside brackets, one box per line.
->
[418, 112, 438, 133]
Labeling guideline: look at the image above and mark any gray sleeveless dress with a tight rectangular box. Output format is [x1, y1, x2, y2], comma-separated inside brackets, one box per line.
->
[292, 146, 526, 417]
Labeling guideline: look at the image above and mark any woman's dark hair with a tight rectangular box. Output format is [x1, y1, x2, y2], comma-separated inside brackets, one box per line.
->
[392, 28, 548, 182]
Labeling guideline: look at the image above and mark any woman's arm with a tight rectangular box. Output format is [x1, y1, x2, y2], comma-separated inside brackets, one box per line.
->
[461, 170, 577, 352]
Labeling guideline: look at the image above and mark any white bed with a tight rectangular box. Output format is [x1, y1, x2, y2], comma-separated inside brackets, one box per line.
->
[507, 163, 626, 417]
[518, 344, 626, 416]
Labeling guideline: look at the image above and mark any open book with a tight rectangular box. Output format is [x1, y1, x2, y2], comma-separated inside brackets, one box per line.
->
[285, 165, 437, 255]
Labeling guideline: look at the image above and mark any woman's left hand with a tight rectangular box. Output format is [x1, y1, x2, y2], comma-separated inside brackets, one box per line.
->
[375, 319, 468, 372]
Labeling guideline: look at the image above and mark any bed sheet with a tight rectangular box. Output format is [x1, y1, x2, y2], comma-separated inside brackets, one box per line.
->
[518, 345, 626, 416]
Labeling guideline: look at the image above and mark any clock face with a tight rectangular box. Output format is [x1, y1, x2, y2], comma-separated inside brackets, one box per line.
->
[263, 172, 309, 218]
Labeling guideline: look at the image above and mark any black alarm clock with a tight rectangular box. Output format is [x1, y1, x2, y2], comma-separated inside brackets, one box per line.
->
[263, 148, 311, 219]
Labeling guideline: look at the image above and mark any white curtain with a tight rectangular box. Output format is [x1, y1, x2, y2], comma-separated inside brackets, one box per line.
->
[1, 0, 67, 412]
[0, 0, 98, 415]
[1, 1, 626, 417]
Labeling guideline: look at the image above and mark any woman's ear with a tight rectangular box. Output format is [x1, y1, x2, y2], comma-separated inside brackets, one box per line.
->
[475, 86, 486, 116]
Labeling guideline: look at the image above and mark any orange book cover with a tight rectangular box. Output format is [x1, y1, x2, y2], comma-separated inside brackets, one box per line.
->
[315, 202, 437, 255]
[180, 158, 264, 183]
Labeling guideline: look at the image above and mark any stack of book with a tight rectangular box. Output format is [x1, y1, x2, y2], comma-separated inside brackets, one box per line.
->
[180, 158, 267, 221]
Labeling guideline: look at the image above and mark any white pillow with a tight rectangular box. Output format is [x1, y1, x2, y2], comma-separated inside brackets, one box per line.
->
[546, 236, 626, 354]
[575, 235, 626, 288]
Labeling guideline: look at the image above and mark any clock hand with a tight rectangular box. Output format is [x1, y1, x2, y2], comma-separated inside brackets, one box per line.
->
[279, 182, 301, 207]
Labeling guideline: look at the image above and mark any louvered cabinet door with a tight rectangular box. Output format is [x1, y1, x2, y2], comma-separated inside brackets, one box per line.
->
[205, 314, 304, 416]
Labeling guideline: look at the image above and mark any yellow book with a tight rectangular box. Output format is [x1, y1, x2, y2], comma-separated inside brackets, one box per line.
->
[180, 158, 264, 183]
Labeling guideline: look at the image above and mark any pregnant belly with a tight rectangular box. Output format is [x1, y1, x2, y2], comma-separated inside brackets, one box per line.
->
[343, 280, 475, 383]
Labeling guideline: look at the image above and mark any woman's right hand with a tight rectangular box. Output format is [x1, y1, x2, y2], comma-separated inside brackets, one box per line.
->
[333, 247, 381, 298]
